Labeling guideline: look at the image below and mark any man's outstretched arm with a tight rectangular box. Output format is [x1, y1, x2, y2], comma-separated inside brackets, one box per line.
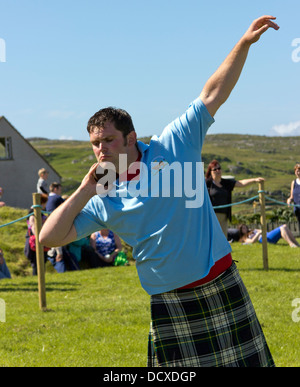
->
[200, 15, 279, 117]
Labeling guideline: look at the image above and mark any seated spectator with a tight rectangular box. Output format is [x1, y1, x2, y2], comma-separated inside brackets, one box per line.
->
[37, 168, 49, 195]
[66, 237, 90, 266]
[46, 182, 64, 212]
[0, 248, 11, 280]
[89, 229, 128, 267]
[47, 246, 80, 273]
[237, 224, 300, 248]
[227, 226, 243, 243]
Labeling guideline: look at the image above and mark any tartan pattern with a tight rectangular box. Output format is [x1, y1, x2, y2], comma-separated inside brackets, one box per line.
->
[148, 263, 275, 367]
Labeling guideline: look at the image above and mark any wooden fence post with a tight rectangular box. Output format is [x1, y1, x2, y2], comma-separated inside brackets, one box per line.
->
[32, 193, 47, 310]
[258, 182, 269, 271]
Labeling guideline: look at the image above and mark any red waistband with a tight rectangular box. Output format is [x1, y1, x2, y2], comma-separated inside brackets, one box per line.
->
[178, 253, 233, 289]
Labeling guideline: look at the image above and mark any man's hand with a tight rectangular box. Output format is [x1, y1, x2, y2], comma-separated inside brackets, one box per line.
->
[80, 163, 99, 196]
[82, 162, 114, 197]
[242, 16, 279, 45]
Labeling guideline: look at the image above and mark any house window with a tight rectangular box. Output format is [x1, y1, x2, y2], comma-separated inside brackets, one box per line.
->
[0, 137, 13, 160]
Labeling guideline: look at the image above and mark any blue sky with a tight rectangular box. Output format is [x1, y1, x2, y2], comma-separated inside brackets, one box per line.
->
[0, 0, 300, 140]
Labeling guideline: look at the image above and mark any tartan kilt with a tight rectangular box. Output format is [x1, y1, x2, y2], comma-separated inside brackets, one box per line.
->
[148, 262, 274, 367]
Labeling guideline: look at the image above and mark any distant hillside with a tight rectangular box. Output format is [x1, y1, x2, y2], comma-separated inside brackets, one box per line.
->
[203, 134, 300, 196]
[28, 133, 299, 221]
[26, 137, 50, 142]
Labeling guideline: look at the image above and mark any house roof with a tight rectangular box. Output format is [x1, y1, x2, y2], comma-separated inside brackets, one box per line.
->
[0, 116, 62, 178]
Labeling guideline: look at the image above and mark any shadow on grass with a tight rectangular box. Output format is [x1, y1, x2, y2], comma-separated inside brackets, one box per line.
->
[240, 267, 300, 273]
[0, 280, 81, 293]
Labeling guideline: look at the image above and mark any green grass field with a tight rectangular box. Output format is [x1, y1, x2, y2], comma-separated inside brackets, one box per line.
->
[0, 241, 299, 367]
[1, 132, 300, 366]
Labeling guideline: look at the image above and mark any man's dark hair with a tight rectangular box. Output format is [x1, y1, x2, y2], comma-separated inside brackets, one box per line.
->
[87, 107, 135, 138]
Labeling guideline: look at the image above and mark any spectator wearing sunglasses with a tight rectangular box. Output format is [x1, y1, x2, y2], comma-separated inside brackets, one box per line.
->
[206, 159, 264, 235]
[287, 163, 300, 229]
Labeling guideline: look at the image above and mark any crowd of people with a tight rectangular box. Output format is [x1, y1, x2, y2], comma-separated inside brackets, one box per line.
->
[31, 173, 128, 275]
[205, 160, 300, 248]
[1, 154, 300, 281]
[0, 173, 128, 280]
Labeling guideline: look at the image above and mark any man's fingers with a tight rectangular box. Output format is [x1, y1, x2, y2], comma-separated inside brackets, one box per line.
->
[255, 24, 271, 36]
[254, 16, 279, 30]
[252, 16, 279, 40]
[88, 163, 100, 181]
[266, 19, 280, 30]
[89, 163, 99, 173]
[255, 15, 277, 24]
[256, 21, 279, 37]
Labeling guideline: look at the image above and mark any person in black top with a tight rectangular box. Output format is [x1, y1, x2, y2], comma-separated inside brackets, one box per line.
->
[206, 159, 264, 236]
[287, 163, 300, 230]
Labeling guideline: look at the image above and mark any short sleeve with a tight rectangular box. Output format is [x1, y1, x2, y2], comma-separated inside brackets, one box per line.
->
[73, 198, 106, 240]
[159, 97, 215, 151]
[222, 178, 236, 192]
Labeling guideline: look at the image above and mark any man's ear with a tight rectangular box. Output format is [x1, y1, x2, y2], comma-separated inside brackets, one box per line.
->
[127, 131, 137, 147]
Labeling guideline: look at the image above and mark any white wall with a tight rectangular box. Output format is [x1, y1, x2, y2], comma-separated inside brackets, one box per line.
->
[0, 118, 61, 209]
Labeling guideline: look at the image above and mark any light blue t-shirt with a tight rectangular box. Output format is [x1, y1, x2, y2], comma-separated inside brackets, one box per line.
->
[74, 98, 231, 295]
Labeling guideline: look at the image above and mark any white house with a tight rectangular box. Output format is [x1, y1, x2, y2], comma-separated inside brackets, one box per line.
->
[0, 116, 61, 209]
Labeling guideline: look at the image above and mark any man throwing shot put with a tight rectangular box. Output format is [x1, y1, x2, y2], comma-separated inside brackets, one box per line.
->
[40, 16, 279, 367]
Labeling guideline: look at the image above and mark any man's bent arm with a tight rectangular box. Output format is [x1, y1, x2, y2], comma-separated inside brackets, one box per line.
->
[39, 164, 99, 247]
[200, 16, 279, 117]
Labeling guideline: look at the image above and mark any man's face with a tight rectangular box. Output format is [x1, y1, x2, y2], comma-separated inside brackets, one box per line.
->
[89, 121, 130, 174]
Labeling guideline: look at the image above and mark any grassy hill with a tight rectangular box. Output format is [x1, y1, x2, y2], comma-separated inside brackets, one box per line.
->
[203, 134, 299, 195]
[30, 134, 300, 197]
